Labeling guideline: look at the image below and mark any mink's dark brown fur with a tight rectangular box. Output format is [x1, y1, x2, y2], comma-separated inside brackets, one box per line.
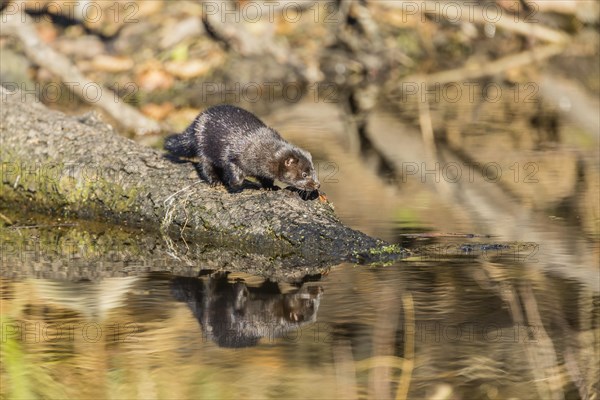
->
[165, 105, 320, 192]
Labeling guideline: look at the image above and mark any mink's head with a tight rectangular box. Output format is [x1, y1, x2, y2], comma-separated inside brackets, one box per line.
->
[277, 148, 320, 191]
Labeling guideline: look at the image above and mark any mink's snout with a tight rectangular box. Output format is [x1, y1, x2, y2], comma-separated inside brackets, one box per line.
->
[300, 176, 320, 191]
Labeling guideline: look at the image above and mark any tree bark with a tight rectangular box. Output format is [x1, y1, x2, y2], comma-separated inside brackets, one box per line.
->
[0, 87, 403, 269]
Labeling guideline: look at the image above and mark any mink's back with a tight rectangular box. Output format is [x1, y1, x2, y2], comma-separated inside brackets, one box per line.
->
[194, 105, 282, 163]
[202, 105, 267, 134]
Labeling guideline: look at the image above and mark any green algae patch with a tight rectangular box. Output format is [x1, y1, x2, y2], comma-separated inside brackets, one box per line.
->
[352, 243, 410, 265]
[1, 152, 142, 220]
[367, 244, 404, 256]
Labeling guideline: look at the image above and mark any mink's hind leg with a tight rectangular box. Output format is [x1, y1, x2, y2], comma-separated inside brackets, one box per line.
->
[197, 157, 220, 186]
[258, 177, 279, 190]
[223, 163, 245, 192]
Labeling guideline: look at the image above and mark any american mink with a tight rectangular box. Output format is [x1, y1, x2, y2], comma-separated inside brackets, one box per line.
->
[164, 105, 320, 192]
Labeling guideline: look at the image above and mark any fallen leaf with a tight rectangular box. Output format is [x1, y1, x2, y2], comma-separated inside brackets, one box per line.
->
[165, 59, 211, 80]
[136, 68, 174, 91]
[92, 55, 134, 73]
[141, 103, 175, 120]
[36, 23, 58, 43]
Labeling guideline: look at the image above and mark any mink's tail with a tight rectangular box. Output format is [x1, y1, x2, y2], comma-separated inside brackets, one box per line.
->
[164, 132, 197, 158]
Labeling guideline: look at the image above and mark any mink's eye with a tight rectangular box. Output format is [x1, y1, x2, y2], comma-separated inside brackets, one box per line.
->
[302, 172, 308, 178]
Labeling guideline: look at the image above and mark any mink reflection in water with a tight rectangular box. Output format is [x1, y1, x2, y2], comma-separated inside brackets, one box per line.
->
[171, 273, 323, 348]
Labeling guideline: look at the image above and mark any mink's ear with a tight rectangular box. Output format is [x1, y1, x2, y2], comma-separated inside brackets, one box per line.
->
[284, 156, 297, 167]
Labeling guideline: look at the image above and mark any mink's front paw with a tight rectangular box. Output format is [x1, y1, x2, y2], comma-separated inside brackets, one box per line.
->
[227, 185, 244, 193]
[258, 178, 279, 191]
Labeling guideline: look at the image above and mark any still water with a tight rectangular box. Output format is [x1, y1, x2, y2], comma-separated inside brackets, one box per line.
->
[1, 85, 599, 400]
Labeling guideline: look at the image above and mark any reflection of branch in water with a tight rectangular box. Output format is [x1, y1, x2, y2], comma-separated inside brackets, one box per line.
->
[333, 339, 360, 399]
[346, 293, 414, 400]
[520, 284, 592, 400]
[395, 293, 415, 400]
[369, 285, 401, 399]
[482, 264, 568, 400]
[517, 285, 564, 400]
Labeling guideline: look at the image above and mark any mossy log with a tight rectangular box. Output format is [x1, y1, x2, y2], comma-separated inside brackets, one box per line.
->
[0, 87, 404, 269]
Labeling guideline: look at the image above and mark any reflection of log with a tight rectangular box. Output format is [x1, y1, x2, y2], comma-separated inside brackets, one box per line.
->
[0, 219, 330, 282]
[0, 87, 398, 266]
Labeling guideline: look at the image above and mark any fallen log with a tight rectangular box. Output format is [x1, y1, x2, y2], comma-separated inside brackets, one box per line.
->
[0, 87, 405, 270]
